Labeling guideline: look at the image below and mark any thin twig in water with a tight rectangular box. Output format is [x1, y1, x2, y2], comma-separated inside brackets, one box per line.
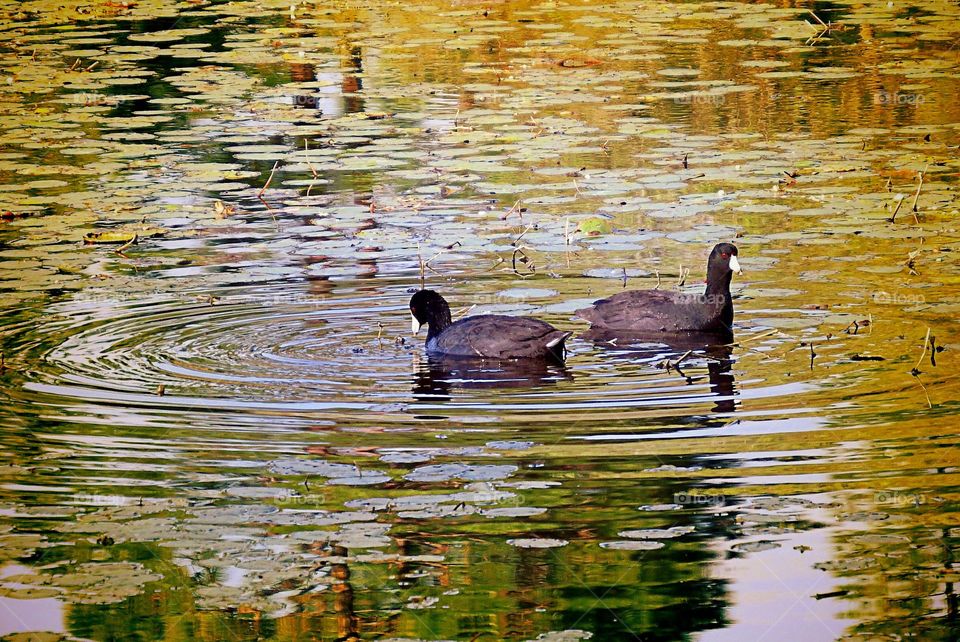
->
[114, 233, 138, 256]
[511, 247, 524, 274]
[805, 10, 836, 45]
[304, 140, 319, 197]
[809, 342, 816, 370]
[254, 198, 279, 232]
[425, 242, 462, 265]
[723, 328, 778, 347]
[423, 241, 462, 276]
[451, 304, 476, 320]
[654, 270, 661, 290]
[417, 243, 426, 289]
[502, 199, 522, 221]
[660, 349, 693, 372]
[909, 328, 936, 409]
[808, 10, 828, 27]
[904, 240, 923, 275]
[910, 166, 926, 222]
[914, 374, 932, 409]
[258, 160, 279, 198]
[484, 256, 505, 272]
[888, 193, 904, 223]
[511, 247, 534, 276]
[513, 224, 534, 245]
[912, 327, 931, 373]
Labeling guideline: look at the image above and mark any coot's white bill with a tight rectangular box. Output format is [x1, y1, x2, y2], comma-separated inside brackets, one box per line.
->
[411, 314, 421, 335]
[729, 255, 741, 274]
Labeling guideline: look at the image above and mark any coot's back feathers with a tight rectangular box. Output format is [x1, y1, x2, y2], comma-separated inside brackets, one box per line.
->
[431, 315, 571, 360]
[410, 289, 571, 362]
[575, 243, 741, 334]
[576, 290, 730, 333]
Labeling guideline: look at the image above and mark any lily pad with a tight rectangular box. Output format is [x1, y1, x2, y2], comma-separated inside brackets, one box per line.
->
[507, 538, 569, 549]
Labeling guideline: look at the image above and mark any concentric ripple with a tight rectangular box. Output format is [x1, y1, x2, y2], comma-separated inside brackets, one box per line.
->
[1, 278, 856, 444]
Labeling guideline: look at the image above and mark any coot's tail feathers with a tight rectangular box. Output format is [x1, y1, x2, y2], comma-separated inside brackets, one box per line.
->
[546, 330, 573, 349]
[546, 330, 573, 361]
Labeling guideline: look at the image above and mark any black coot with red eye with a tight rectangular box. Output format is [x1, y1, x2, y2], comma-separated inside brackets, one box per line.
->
[576, 243, 742, 335]
[409, 289, 572, 362]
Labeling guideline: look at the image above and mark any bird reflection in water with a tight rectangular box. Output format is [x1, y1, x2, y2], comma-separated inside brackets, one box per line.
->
[411, 353, 573, 401]
[580, 328, 737, 414]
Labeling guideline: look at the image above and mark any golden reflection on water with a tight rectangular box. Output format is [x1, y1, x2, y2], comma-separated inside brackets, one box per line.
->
[0, 0, 959, 640]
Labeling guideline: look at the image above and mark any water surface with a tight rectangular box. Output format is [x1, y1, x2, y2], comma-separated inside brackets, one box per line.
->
[1, 0, 959, 640]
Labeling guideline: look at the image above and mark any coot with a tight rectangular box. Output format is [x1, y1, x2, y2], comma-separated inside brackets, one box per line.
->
[410, 289, 572, 361]
[576, 243, 741, 334]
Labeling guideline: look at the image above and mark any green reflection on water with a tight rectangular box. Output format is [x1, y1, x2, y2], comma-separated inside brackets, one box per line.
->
[1, 0, 960, 640]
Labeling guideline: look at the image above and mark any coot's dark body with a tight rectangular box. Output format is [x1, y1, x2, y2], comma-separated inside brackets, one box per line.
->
[410, 290, 571, 362]
[577, 290, 731, 334]
[576, 243, 741, 335]
[427, 314, 570, 360]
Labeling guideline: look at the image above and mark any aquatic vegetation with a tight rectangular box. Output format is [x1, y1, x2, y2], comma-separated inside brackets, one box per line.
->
[1, 0, 959, 640]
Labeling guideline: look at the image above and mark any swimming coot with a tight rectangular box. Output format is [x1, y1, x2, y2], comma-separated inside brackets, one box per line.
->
[410, 289, 572, 361]
[576, 243, 741, 334]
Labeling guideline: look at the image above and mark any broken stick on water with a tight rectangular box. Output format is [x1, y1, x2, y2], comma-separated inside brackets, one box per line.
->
[910, 167, 926, 216]
[258, 160, 280, 198]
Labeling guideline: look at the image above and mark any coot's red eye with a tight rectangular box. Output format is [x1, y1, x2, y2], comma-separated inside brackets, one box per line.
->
[721, 252, 728, 258]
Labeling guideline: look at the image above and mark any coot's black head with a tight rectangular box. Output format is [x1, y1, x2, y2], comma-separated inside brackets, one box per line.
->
[707, 243, 741, 277]
[410, 289, 452, 336]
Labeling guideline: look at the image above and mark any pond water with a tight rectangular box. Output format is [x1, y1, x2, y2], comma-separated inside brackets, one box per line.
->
[1, 0, 959, 640]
